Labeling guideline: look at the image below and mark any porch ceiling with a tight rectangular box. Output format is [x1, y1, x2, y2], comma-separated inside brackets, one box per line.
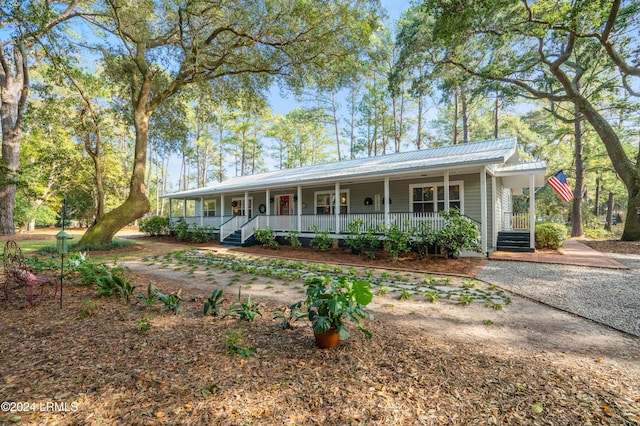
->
[494, 161, 547, 188]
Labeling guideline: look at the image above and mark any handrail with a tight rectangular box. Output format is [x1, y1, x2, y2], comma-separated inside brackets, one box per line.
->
[220, 216, 244, 241]
[240, 215, 265, 242]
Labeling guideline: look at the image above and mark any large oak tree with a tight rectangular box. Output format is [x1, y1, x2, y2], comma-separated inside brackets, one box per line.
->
[78, 0, 380, 246]
[396, 0, 640, 240]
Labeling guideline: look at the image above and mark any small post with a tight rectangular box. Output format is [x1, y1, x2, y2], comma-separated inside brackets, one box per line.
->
[55, 199, 71, 308]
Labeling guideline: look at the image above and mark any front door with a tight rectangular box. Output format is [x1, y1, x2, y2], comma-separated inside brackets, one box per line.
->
[278, 195, 291, 215]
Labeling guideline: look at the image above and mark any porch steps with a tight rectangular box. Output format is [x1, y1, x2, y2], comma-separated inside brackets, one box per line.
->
[221, 230, 243, 247]
[220, 230, 256, 247]
[496, 231, 534, 253]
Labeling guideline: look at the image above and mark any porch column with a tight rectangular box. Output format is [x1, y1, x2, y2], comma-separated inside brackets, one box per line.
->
[266, 189, 270, 228]
[491, 176, 497, 250]
[529, 173, 535, 250]
[297, 185, 302, 232]
[220, 195, 225, 224]
[244, 191, 249, 221]
[384, 177, 390, 228]
[200, 197, 204, 227]
[335, 182, 340, 233]
[169, 199, 173, 219]
[480, 168, 488, 254]
[182, 198, 186, 217]
[444, 171, 450, 212]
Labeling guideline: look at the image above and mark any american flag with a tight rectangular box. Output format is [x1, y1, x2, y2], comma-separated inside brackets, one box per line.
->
[548, 170, 573, 202]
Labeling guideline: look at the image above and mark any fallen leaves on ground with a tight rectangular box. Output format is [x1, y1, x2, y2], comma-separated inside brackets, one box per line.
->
[1, 276, 638, 425]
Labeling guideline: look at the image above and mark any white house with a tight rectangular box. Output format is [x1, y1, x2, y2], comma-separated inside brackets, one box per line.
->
[162, 137, 547, 253]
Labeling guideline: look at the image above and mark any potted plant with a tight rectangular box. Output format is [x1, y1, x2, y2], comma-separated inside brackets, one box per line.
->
[303, 275, 373, 349]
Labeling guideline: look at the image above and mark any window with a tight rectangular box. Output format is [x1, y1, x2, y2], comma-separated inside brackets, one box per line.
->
[315, 190, 349, 215]
[204, 199, 216, 217]
[410, 181, 463, 213]
[232, 198, 253, 217]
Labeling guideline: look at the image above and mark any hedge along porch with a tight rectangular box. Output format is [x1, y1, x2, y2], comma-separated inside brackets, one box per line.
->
[162, 138, 547, 253]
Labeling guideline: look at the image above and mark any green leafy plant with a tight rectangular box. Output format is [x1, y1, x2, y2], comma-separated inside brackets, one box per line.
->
[139, 216, 171, 236]
[80, 299, 97, 318]
[224, 328, 256, 357]
[376, 285, 389, 296]
[302, 276, 373, 340]
[286, 231, 302, 248]
[154, 289, 183, 314]
[535, 222, 567, 249]
[310, 226, 333, 251]
[255, 228, 279, 249]
[136, 317, 152, 333]
[172, 217, 190, 240]
[424, 291, 440, 303]
[399, 288, 413, 300]
[457, 294, 474, 306]
[114, 275, 137, 303]
[273, 301, 304, 329]
[137, 282, 159, 307]
[225, 288, 262, 322]
[344, 220, 379, 255]
[383, 223, 412, 259]
[203, 289, 225, 316]
[413, 222, 438, 259]
[436, 208, 482, 258]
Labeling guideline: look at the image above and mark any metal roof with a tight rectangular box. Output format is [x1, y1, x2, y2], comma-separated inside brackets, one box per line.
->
[164, 137, 521, 198]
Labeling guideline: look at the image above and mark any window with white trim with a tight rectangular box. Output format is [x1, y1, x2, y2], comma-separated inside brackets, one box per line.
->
[410, 181, 463, 213]
[315, 190, 349, 215]
[203, 199, 216, 217]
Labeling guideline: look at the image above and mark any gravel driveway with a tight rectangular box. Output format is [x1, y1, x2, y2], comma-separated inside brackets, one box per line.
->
[476, 253, 640, 337]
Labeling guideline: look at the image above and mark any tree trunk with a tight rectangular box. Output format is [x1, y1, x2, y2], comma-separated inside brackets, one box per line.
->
[604, 191, 614, 232]
[571, 103, 584, 237]
[494, 94, 499, 139]
[77, 84, 151, 247]
[575, 97, 639, 240]
[460, 84, 469, 143]
[331, 91, 341, 161]
[0, 49, 27, 235]
[417, 95, 423, 150]
[0, 127, 20, 234]
[453, 88, 459, 145]
[594, 177, 600, 216]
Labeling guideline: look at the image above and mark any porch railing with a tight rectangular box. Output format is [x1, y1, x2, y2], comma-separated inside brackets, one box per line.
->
[235, 212, 449, 235]
[169, 216, 224, 229]
[503, 212, 529, 230]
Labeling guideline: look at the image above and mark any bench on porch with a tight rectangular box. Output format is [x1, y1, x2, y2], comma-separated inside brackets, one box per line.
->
[2, 240, 59, 307]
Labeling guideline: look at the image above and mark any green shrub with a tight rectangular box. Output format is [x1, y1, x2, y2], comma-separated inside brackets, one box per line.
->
[139, 216, 171, 236]
[255, 228, 279, 249]
[172, 217, 190, 240]
[310, 227, 333, 251]
[435, 209, 482, 258]
[413, 222, 438, 259]
[383, 223, 412, 259]
[286, 231, 302, 248]
[344, 220, 380, 256]
[535, 222, 567, 249]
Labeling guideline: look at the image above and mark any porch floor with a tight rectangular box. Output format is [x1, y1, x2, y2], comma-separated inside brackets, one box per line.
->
[490, 239, 628, 269]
